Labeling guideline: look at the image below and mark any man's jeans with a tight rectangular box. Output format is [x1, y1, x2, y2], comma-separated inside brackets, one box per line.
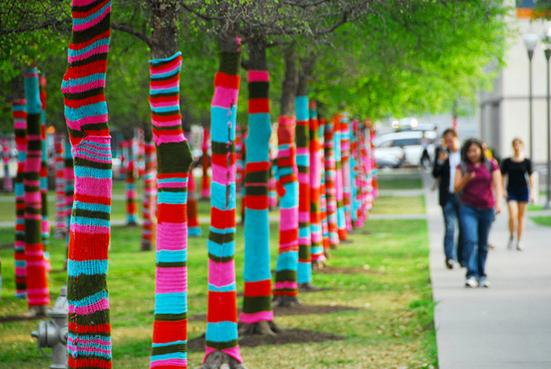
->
[459, 204, 495, 279]
[442, 195, 463, 263]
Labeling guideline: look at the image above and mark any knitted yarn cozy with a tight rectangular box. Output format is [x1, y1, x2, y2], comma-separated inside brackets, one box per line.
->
[318, 117, 331, 252]
[63, 138, 74, 261]
[308, 101, 324, 265]
[125, 139, 137, 225]
[295, 95, 312, 282]
[200, 128, 210, 199]
[187, 166, 201, 237]
[61, 0, 114, 366]
[39, 75, 49, 246]
[13, 99, 27, 298]
[324, 117, 339, 248]
[274, 115, 299, 297]
[23, 68, 49, 309]
[333, 115, 347, 241]
[339, 114, 352, 232]
[54, 134, 67, 238]
[148, 51, 193, 369]
[204, 47, 243, 363]
[141, 140, 156, 250]
[240, 69, 273, 324]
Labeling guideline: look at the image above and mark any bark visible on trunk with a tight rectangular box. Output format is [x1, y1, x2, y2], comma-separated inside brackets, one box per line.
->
[280, 46, 298, 117]
[149, 0, 180, 59]
[296, 57, 316, 97]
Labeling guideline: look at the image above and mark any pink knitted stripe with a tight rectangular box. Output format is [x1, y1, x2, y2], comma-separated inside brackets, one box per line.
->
[207, 259, 235, 286]
[247, 70, 269, 82]
[211, 86, 239, 107]
[155, 267, 187, 293]
[239, 311, 273, 323]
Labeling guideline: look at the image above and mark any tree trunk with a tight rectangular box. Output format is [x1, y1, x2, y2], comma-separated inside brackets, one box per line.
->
[333, 114, 347, 242]
[2, 137, 12, 192]
[148, 50, 192, 369]
[13, 98, 27, 298]
[140, 140, 156, 250]
[308, 101, 325, 267]
[240, 39, 277, 334]
[201, 128, 211, 199]
[202, 34, 245, 369]
[61, 0, 113, 365]
[39, 75, 49, 251]
[296, 60, 314, 281]
[125, 138, 137, 226]
[24, 67, 49, 315]
[274, 46, 301, 303]
[350, 119, 359, 228]
[317, 117, 331, 253]
[187, 164, 201, 236]
[340, 114, 352, 236]
[54, 133, 67, 239]
[324, 116, 339, 250]
[63, 138, 74, 271]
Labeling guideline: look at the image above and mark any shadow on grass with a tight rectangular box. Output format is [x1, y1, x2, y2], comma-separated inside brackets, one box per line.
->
[188, 328, 344, 351]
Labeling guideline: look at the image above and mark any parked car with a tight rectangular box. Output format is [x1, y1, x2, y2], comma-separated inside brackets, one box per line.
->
[374, 130, 436, 168]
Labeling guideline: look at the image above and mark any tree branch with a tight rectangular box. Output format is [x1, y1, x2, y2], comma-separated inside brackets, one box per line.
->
[112, 22, 153, 48]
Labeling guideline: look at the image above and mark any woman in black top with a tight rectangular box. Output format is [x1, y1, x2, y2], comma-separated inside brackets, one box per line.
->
[501, 138, 534, 251]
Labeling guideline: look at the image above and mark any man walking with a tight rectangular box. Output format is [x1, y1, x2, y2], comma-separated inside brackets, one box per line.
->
[433, 128, 464, 269]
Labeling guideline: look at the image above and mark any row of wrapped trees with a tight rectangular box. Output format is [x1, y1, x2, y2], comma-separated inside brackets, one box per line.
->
[1, 1, 508, 368]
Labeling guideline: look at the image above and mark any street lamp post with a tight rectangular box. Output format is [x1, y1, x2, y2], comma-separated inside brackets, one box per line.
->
[524, 32, 539, 160]
[543, 29, 551, 208]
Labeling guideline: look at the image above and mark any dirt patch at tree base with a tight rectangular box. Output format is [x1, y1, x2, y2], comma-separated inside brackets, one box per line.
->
[188, 328, 343, 352]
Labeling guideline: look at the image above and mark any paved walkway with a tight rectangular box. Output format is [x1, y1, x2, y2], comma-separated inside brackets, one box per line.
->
[424, 174, 551, 369]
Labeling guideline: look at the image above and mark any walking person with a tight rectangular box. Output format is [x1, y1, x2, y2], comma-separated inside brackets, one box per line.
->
[454, 138, 502, 288]
[501, 138, 534, 251]
[432, 128, 464, 269]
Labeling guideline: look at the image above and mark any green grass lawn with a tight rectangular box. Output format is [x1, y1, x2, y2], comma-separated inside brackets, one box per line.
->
[377, 176, 423, 190]
[370, 195, 426, 215]
[530, 216, 551, 227]
[0, 192, 436, 368]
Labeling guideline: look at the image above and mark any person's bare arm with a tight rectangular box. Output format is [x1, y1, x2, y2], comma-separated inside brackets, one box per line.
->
[492, 169, 503, 214]
[454, 168, 474, 193]
[529, 173, 536, 203]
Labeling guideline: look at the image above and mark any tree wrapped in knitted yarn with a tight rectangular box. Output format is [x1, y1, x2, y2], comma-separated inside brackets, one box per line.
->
[202, 35, 244, 369]
[309, 101, 325, 267]
[125, 138, 138, 226]
[61, 0, 114, 366]
[141, 139, 156, 250]
[339, 113, 353, 235]
[54, 133, 67, 239]
[240, 39, 277, 335]
[324, 117, 339, 249]
[148, 51, 193, 369]
[13, 98, 27, 298]
[63, 138, 74, 270]
[39, 75, 49, 248]
[200, 128, 211, 199]
[333, 114, 347, 242]
[188, 164, 201, 237]
[23, 67, 49, 316]
[318, 117, 331, 253]
[273, 46, 300, 305]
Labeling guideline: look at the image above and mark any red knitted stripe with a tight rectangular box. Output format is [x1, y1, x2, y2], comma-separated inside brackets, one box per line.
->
[248, 98, 270, 113]
[68, 322, 111, 334]
[211, 152, 236, 167]
[151, 112, 181, 122]
[243, 195, 269, 210]
[207, 291, 238, 322]
[67, 357, 111, 369]
[157, 172, 188, 179]
[64, 93, 105, 108]
[152, 320, 187, 343]
[245, 161, 270, 172]
[156, 204, 187, 223]
[150, 54, 182, 74]
[244, 280, 271, 297]
[74, 193, 111, 206]
[150, 73, 180, 87]
[210, 208, 235, 228]
[214, 72, 240, 89]
[68, 234, 110, 260]
[279, 229, 298, 244]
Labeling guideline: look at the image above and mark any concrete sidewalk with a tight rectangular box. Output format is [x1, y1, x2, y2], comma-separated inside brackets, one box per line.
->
[425, 175, 551, 369]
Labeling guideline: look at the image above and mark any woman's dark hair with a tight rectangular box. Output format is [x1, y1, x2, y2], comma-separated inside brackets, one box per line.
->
[461, 138, 487, 164]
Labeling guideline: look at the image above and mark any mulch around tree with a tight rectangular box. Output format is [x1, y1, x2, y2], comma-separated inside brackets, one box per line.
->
[0, 314, 42, 323]
[188, 328, 344, 351]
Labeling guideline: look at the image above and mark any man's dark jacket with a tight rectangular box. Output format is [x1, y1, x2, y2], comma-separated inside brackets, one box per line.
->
[432, 146, 455, 207]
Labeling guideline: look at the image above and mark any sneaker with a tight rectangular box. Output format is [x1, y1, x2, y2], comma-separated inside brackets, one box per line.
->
[507, 235, 515, 250]
[465, 277, 479, 288]
[479, 277, 491, 288]
[445, 259, 455, 270]
[516, 242, 524, 251]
